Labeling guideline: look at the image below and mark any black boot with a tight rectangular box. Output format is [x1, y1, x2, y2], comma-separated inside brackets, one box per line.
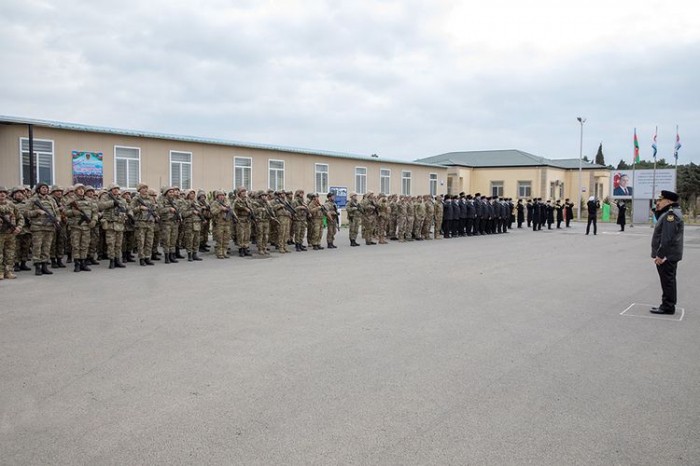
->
[89, 257, 99, 265]
[41, 262, 53, 275]
[140, 259, 146, 266]
[299, 244, 307, 251]
[124, 252, 135, 263]
[14, 263, 20, 272]
[144, 257, 154, 266]
[187, 252, 193, 262]
[193, 252, 202, 261]
[56, 257, 66, 268]
[151, 252, 160, 261]
[74, 260, 81, 272]
[239, 248, 245, 257]
[66, 253, 72, 264]
[109, 259, 115, 269]
[170, 252, 179, 263]
[35, 263, 43, 276]
[164, 253, 171, 264]
[20, 261, 31, 271]
[80, 259, 92, 272]
[244, 248, 252, 257]
[51, 258, 58, 268]
[115, 257, 126, 268]
[176, 248, 185, 259]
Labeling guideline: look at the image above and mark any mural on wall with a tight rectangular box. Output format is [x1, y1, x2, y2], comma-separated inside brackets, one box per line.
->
[72, 151, 103, 188]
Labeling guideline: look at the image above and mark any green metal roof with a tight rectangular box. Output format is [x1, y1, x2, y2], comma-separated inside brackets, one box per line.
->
[0, 115, 445, 169]
[416, 149, 607, 169]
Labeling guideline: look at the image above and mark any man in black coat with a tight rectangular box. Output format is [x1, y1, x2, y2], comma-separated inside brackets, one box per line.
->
[517, 199, 525, 228]
[442, 196, 452, 238]
[465, 195, 476, 236]
[585, 196, 600, 235]
[526, 199, 533, 227]
[650, 190, 684, 315]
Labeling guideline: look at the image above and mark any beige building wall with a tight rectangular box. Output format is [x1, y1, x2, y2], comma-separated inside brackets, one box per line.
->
[0, 125, 446, 195]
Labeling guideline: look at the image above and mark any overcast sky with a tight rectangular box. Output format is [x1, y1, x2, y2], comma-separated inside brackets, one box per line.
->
[2, 0, 699, 165]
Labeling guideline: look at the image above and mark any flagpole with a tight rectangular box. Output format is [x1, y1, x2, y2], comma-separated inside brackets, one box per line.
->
[632, 128, 637, 225]
[652, 125, 658, 203]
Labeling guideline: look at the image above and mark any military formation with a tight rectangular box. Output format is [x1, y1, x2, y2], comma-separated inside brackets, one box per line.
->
[0, 183, 535, 283]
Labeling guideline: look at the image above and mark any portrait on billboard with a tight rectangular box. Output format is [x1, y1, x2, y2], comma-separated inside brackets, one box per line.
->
[612, 172, 633, 197]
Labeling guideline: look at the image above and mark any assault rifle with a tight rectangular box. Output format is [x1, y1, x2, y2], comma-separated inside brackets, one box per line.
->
[264, 202, 281, 225]
[33, 199, 61, 230]
[0, 212, 16, 232]
[217, 200, 238, 224]
[167, 197, 183, 222]
[280, 199, 297, 217]
[109, 192, 136, 226]
[69, 200, 91, 225]
[135, 196, 159, 221]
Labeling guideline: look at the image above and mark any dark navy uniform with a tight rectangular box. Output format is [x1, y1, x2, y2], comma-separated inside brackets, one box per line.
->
[651, 195, 684, 314]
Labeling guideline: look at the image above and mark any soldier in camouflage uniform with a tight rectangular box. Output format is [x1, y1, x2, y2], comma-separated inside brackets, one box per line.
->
[232, 188, 253, 257]
[11, 187, 32, 272]
[307, 193, 325, 250]
[158, 187, 182, 264]
[376, 193, 389, 244]
[210, 191, 232, 259]
[388, 194, 399, 240]
[413, 196, 426, 240]
[131, 183, 157, 266]
[360, 192, 377, 245]
[121, 191, 137, 263]
[98, 184, 128, 269]
[422, 194, 434, 240]
[48, 185, 67, 269]
[174, 189, 187, 259]
[0, 186, 23, 280]
[197, 190, 211, 252]
[292, 190, 308, 251]
[273, 192, 293, 254]
[83, 186, 101, 265]
[346, 192, 361, 247]
[323, 192, 339, 249]
[434, 195, 444, 239]
[252, 191, 273, 255]
[182, 189, 204, 262]
[26, 183, 60, 276]
[149, 189, 162, 261]
[396, 195, 408, 242]
[405, 196, 415, 241]
[64, 183, 96, 272]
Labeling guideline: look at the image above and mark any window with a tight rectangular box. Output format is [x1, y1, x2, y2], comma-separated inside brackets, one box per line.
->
[559, 182, 565, 199]
[234, 157, 252, 191]
[268, 159, 285, 191]
[355, 167, 367, 194]
[429, 173, 438, 196]
[315, 163, 328, 193]
[380, 168, 391, 194]
[490, 181, 504, 197]
[549, 182, 556, 200]
[401, 171, 411, 195]
[518, 181, 531, 198]
[115, 146, 140, 189]
[20, 138, 54, 186]
[170, 151, 192, 190]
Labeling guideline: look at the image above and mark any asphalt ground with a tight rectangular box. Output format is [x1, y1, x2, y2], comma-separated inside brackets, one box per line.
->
[1, 221, 699, 465]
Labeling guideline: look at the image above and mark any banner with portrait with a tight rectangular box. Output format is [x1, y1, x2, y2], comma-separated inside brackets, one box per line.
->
[610, 169, 676, 199]
[72, 151, 103, 188]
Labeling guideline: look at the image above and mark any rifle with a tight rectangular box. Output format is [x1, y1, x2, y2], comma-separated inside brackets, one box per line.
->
[135, 196, 159, 221]
[264, 202, 281, 225]
[109, 192, 136, 226]
[0, 212, 16, 232]
[69, 200, 91, 225]
[245, 199, 258, 225]
[280, 199, 297, 217]
[217, 200, 238, 224]
[33, 199, 61, 230]
[167, 197, 183, 222]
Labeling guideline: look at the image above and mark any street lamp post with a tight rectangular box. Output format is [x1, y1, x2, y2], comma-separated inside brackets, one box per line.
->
[577, 117, 586, 221]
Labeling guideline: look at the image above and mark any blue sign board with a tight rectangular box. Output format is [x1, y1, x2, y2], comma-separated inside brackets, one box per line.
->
[330, 186, 348, 208]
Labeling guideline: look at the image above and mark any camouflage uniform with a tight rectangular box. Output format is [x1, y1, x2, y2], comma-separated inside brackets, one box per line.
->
[292, 191, 309, 251]
[396, 196, 408, 242]
[49, 186, 68, 268]
[405, 198, 415, 241]
[413, 197, 426, 240]
[346, 193, 362, 247]
[323, 194, 339, 248]
[422, 195, 434, 240]
[158, 187, 182, 263]
[307, 194, 325, 250]
[149, 189, 161, 259]
[197, 191, 211, 252]
[210, 192, 232, 259]
[98, 185, 128, 269]
[388, 195, 398, 240]
[121, 191, 137, 263]
[64, 184, 96, 272]
[360, 193, 378, 245]
[84, 186, 101, 264]
[376, 194, 389, 244]
[0, 186, 23, 279]
[233, 190, 254, 256]
[434, 195, 444, 239]
[181, 190, 204, 261]
[273, 193, 293, 253]
[11, 187, 32, 272]
[26, 183, 60, 275]
[131, 184, 157, 266]
[253, 192, 272, 255]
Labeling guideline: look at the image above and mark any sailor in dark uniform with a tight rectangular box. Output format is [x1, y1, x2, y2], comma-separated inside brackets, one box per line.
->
[650, 190, 684, 315]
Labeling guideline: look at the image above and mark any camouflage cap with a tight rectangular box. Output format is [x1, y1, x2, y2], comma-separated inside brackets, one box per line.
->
[35, 182, 49, 193]
[0, 186, 8, 193]
[84, 185, 95, 192]
[197, 190, 206, 197]
[11, 186, 25, 194]
[137, 183, 148, 191]
[50, 185, 62, 193]
[107, 183, 120, 191]
[73, 183, 85, 191]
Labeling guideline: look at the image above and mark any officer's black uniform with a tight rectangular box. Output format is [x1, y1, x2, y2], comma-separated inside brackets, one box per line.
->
[651, 192, 684, 314]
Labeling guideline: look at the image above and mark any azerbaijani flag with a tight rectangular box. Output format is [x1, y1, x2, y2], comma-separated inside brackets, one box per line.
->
[652, 128, 658, 160]
[634, 128, 640, 163]
[674, 127, 681, 162]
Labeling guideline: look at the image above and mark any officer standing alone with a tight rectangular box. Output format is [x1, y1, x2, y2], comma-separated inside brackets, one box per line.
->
[650, 190, 684, 315]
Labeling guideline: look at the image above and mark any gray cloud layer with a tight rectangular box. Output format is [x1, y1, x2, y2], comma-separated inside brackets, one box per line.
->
[1, 1, 698, 164]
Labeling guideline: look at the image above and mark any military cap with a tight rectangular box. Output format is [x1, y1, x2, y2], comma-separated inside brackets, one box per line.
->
[107, 183, 120, 191]
[84, 185, 95, 192]
[349, 192, 357, 197]
[11, 186, 25, 194]
[257, 190, 266, 197]
[137, 183, 148, 191]
[50, 185, 62, 193]
[35, 182, 49, 193]
[0, 186, 8, 193]
[659, 190, 679, 202]
[197, 190, 206, 198]
[73, 183, 85, 191]
[327, 192, 335, 198]
[214, 190, 224, 197]
[309, 193, 318, 198]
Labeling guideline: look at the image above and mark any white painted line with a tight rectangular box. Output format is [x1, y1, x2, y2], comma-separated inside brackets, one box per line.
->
[619, 302, 686, 322]
[619, 303, 636, 316]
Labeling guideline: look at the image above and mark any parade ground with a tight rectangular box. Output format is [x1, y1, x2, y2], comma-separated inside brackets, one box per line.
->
[2, 222, 699, 465]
